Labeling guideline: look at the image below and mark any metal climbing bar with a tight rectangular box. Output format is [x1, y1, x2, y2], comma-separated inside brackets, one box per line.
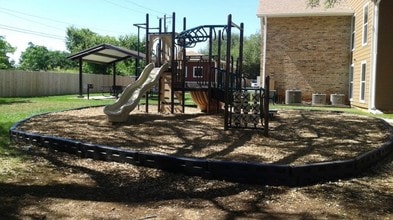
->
[176, 25, 227, 48]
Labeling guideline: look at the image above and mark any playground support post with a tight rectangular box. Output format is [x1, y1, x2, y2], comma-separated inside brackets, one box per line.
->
[145, 13, 150, 113]
[224, 14, 232, 130]
[264, 76, 270, 136]
[207, 27, 213, 114]
[170, 12, 176, 114]
[216, 30, 222, 112]
[181, 15, 187, 113]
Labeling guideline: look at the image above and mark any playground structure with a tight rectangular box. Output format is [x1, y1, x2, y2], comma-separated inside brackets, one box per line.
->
[105, 12, 270, 133]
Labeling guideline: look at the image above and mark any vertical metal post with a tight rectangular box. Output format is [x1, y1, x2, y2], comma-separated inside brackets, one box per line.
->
[78, 58, 83, 98]
[157, 18, 162, 113]
[158, 18, 162, 66]
[112, 63, 116, 87]
[216, 30, 222, 112]
[207, 27, 213, 114]
[145, 14, 150, 63]
[136, 26, 140, 78]
[145, 13, 149, 113]
[182, 16, 187, 113]
[217, 30, 222, 88]
[264, 76, 270, 136]
[113, 63, 118, 98]
[170, 12, 176, 114]
[224, 14, 232, 130]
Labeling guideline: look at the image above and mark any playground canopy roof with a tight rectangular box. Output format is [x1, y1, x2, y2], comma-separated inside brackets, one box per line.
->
[68, 43, 146, 64]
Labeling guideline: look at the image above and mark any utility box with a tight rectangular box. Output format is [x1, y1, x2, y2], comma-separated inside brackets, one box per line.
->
[285, 90, 302, 104]
[330, 94, 345, 106]
[312, 93, 326, 105]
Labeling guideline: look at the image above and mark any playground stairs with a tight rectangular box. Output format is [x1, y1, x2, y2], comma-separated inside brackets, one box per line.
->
[160, 71, 183, 113]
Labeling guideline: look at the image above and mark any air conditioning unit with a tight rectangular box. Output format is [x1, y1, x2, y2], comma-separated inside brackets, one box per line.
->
[285, 90, 302, 104]
[312, 93, 326, 106]
[330, 94, 345, 106]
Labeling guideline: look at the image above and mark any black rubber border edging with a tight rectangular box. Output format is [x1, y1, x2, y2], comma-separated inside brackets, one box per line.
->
[9, 107, 393, 187]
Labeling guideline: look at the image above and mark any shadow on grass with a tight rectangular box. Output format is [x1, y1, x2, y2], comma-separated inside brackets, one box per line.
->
[0, 99, 32, 105]
[0, 121, 13, 147]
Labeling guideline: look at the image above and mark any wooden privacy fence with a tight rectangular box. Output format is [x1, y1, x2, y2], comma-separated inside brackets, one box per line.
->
[0, 70, 134, 97]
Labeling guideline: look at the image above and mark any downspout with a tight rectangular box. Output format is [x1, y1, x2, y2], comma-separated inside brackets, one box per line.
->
[261, 16, 268, 88]
[369, 0, 382, 114]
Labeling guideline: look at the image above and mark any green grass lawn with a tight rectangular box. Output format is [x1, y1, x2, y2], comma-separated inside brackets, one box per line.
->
[0, 95, 115, 147]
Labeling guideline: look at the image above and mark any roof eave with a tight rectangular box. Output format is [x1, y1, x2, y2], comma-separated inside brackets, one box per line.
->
[257, 12, 354, 18]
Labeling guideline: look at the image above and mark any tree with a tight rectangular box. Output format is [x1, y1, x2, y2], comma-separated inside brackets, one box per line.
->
[47, 50, 76, 70]
[19, 42, 75, 71]
[19, 42, 50, 71]
[66, 26, 99, 54]
[243, 33, 261, 79]
[0, 36, 16, 69]
[308, 0, 341, 8]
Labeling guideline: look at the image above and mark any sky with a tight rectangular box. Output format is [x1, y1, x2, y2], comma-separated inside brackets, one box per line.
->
[0, 0, 260, 64]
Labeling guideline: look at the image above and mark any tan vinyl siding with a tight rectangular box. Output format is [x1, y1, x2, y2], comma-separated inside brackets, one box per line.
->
[348, 0, 374, 109]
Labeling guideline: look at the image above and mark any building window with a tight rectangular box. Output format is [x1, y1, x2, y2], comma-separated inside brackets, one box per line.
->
[362, 4, 369, 46]
[349, 64, 354, 100]
[360, 62, 367, 102]
[193, 66, 203, 78]
[351, 16, 356, 50]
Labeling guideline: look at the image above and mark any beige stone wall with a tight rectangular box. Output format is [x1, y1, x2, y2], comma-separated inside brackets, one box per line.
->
[264, 16, 352, 103]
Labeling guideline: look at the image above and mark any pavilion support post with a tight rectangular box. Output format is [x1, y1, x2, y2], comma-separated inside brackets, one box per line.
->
[78, 58, 84, 98]
[112, 63, 116, 87]
[113, 63, 119, 98]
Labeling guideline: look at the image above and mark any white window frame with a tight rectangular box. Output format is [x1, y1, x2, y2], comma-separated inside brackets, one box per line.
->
[362, 3, 369, 46]
[193, 66, 203, 78]
[360, 61, 367, 103]
[349, 64, 354, 101]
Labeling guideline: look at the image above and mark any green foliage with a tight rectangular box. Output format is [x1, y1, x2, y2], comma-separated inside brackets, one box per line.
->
[0, 36, 16, 69]
[19, 42, 50, 71]
[243, 33, 261, 79]
[48, 50, 77, 70]
[19, 42, 76, 71]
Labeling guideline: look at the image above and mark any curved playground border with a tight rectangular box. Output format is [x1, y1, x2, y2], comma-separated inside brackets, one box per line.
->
[9, 107, 393, 187]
